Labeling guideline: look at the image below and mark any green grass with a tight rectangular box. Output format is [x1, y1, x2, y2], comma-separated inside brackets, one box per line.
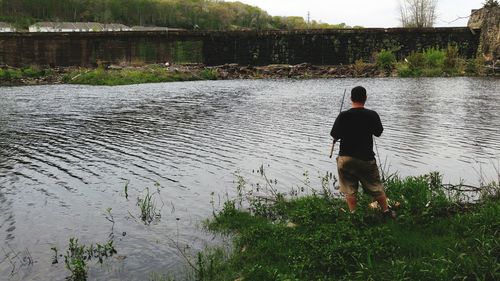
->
[63, 66, 218, 86]
[193, 172, 499, 281]
[0, 66, 49, 81]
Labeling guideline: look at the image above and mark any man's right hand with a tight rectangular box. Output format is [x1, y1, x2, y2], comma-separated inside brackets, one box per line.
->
[329, 138, 338, 158]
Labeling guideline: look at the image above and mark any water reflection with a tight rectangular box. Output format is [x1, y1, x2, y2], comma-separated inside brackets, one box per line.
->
[0, 78, 499, 279]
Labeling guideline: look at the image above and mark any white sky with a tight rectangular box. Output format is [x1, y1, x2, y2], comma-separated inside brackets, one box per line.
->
[225, 0, 485, 27]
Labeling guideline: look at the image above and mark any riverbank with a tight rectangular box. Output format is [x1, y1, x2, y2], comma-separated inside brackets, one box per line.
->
[0, 63, 389, 87]
[183, 172, 499, 281]
[1, 59, 497, 87]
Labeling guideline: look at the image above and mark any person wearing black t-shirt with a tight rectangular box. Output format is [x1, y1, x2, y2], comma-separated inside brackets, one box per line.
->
[330, 86, 394, 218]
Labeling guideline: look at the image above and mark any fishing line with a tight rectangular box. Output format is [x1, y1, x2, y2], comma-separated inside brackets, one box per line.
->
[374, 138, 385, 183]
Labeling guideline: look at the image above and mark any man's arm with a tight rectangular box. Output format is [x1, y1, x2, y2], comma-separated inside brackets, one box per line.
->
[330, 113, 343, 139]
[373, 112, 383, 137]
[329, 114, 343, 158]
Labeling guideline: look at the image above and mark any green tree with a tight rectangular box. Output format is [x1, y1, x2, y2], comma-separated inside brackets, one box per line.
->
[0, 0, 349, 30]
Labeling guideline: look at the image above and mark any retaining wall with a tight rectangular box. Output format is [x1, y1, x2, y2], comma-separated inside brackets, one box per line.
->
[0, 28, 480, 67]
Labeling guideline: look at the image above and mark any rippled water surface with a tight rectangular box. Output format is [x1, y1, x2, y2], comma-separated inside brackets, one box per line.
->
[1, 78, 499, 280]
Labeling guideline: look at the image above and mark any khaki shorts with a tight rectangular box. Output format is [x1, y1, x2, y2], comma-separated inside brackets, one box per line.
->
[337, 156, 385, 197]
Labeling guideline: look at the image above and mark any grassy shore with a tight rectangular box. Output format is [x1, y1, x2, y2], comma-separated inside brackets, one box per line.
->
[186, 172, 499, 281]
[62, 65, 217, 86]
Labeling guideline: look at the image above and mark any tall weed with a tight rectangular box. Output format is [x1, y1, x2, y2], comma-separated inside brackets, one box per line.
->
[443, 45, 462, 74]
[423, 48, 445, 68]
[376, 50, 396, 72]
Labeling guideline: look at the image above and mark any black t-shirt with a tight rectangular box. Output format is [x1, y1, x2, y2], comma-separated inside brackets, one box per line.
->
[330, 107, 383, 161]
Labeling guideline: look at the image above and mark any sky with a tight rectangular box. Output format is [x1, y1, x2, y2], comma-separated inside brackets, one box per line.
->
[225, 0, 485, 27]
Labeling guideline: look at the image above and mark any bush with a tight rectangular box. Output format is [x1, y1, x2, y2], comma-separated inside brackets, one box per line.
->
[199, 68, 218, 80]
[396, 63, 414, 77]
[406, 51, 425, 70]
[0, 69, 10, 80]
[396, 46, 467, 77]
[422, 67, 444, 77]
[397, 51, 426, 77]
[423, 48, 445, 68]
[354, 59, 369, 75]
[376, 50, 396, 72]
[22, 66, 45, 78]
[443, 45, 460, 73]
[465, 56, 486, 75]
[0, 68, 23, 80]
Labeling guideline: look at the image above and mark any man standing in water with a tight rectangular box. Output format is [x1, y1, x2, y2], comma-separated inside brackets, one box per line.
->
[330, 86, 394, 218]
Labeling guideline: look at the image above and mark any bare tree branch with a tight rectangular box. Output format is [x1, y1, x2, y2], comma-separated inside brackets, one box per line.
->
[444, 9, 481, 24]
[399, 0, 438, 27]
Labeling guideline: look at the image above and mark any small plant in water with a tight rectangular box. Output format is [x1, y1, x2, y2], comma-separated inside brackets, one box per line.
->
[63, 238, 116, 281]
[234, 170, 246, 207]
[137, 187, 162, 225]
[51, 247, 59, 264]
[124, 181, 129, 199]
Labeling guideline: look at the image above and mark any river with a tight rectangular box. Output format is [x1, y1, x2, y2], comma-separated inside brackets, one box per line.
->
[1, 77, 499, 280]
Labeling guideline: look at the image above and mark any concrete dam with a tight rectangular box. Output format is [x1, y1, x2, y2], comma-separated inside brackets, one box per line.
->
[0, 28, 480, 67]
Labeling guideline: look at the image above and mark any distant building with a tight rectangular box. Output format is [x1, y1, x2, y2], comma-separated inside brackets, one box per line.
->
[102, 23, 131, 32]
[0, 22, 16, 32]
[29, 22, 131, 32]
[131, 26, 185, 32]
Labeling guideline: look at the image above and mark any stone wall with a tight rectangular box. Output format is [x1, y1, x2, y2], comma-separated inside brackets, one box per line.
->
[0, 31, 203, 67]
[468, 7, 500, 61]
[0, 28, 480, 67]
[202, 28, 479, 66]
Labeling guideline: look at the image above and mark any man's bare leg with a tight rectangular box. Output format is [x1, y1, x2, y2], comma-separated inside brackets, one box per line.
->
[346, 194, 357, 212]
[374, 193, 389, 212]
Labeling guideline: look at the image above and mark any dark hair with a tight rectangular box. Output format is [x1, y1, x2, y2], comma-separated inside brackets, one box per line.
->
[351, 86, 367, 103]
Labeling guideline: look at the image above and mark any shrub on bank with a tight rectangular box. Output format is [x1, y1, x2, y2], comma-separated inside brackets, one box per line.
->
[443, 45, 460, 72]
[405, 51, 425, 75]
[199, 68, 218, 80]
[423, 48, 445, 69]
[0, 68, 22, 80]
[194, 172, 499, 281]
[465, 56, 487, 76]
[397, 45, 471, 77]
[0, 66, 48, 81]
[376, 50, 396, 73]
[21, 66, 47, 77]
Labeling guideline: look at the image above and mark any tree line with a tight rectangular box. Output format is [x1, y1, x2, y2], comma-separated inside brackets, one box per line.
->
[0, 0, 351, 30]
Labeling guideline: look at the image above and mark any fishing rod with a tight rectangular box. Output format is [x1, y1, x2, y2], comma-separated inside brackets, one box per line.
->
[329, 89, 347, 158]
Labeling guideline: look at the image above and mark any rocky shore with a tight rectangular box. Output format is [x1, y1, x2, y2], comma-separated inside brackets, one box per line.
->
[1, 60, 498, 87]
[206, 62, 384, 79]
